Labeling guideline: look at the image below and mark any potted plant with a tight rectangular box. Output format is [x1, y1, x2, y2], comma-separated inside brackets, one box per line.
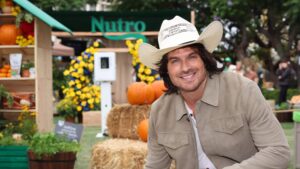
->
[27, 132, 80, 169]
[21, 60, 34, 77]
[0, 84, 13, 108]
[15, 7, 34, 38]
[0, 105, 37, 169]
[56, 98, 77, 123]
[0, 134, 29, 169]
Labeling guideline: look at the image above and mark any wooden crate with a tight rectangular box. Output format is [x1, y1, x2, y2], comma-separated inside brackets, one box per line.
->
[82, 111, 101, 127]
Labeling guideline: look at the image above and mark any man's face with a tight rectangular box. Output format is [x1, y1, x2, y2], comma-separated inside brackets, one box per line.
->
[167, 46, 207, 93]
[281, 62, 288, 68]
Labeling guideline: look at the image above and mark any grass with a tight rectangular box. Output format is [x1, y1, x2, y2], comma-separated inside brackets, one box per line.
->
[282, 122, 295, 169]
[74, 126, 108, 169]
[73, 122, 295, 169]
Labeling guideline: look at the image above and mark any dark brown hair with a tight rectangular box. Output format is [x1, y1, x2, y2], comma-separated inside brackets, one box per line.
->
[157, 43, 224, 94]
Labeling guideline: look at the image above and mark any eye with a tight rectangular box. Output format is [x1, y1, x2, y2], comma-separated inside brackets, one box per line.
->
[189, 54, 199, 60]
[169, 58, 179, 64]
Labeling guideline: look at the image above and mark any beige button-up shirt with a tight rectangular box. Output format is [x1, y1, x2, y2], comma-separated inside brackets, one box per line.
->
[145, 72, 290, 169]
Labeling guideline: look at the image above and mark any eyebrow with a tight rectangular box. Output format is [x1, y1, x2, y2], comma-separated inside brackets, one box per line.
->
[167, 51, 198, 60]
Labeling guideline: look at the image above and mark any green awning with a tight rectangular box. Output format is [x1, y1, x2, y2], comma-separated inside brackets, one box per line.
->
[13, 0, 72, 34]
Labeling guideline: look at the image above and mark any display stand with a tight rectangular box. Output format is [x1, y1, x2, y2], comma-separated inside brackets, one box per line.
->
[93, 52, 116, 137]
[0, 0, 71, 132]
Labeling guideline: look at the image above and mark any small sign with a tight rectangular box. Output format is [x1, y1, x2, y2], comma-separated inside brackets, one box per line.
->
[55, 120, 83, 142]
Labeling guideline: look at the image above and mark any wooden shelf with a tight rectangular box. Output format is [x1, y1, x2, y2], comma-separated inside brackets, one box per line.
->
[0, 45, 34, 49]
[0, 77, 35, 81]
[0, 14, 15, 17]
[0, 45, 34, 56]
[0, 14, 16, 24]
[0, 109, 36, 113]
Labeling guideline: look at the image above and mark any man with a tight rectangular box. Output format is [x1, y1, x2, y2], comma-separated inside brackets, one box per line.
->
[276, 58, 297, 105]
[223, 57, 236, 72]
[139, 16, 290, 169]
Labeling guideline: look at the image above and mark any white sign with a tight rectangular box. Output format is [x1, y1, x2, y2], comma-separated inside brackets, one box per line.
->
[94, 52, 116, 82]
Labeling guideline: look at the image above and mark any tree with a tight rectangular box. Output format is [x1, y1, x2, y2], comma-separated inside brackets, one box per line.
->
[209, 0, 300, 62]
[29, 0, 98, 11]
[110, 0, 187, 11]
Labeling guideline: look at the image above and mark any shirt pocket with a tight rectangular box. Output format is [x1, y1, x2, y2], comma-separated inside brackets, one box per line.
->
[211, 114, 244, 135]
[157, 133, 188, 149]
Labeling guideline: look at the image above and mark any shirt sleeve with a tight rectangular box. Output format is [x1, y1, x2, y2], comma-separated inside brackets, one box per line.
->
[223, 82, 290, 169]
[144, 105, 172, 169]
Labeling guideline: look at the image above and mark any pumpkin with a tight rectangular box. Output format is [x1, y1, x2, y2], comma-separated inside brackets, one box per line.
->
[137, 119, 148, 142]
[151, 80, 167, 99]
[127, 82, 155, 105]
[0, 24, 20, 45]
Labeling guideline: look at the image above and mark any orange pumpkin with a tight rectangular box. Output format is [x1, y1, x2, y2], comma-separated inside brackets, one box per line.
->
[151, 80, 167, 99]
[0, 73, 6, 77]
[137, 119, 148, 142]
[0, 24, 20, 45]
[127, 82, 155, 105]
[3, 64, 10, 70]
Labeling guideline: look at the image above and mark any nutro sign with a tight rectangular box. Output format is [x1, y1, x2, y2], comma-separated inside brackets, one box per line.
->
[91, 16, 148, 42]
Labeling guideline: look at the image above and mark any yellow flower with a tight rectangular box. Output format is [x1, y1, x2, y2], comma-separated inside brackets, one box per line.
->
[138, 67, 144, 73]
[68, 81, 75, 86]
[77, 106, 82, 111]
[89, 104, 94, 109]
[80, 93, 86, 99]
[81, 101, 87, 106]
[77, 56, 83, 61]
[76, 83, 82, 89]
[30, 112, 36, 116]
[88, 63, 94, 70]
[71, 72, 79, 78]
[63, 70, 70, 76]
[145, 68, 151, 75]
[88, 99, 94, 105]
[69, 91, 75, 97]
[74, 63, 79, 69]
[79, 61, 86, 67]
[86, 93, 91, 98]
[80, 76, 86, 81]
[93, 41, 100, 47]
[78, 68, 84, 74]
[82, 87, 89, 92]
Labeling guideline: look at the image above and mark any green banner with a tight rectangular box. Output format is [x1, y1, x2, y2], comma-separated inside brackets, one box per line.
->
[48, 10, 190, 32]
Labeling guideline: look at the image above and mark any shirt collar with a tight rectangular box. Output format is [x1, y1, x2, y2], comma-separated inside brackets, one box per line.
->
[175, 74, 220, 121]
[201, 74, 220, 107]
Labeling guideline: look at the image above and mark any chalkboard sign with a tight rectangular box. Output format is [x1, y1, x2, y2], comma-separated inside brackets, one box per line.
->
[55, 120, 83, 142]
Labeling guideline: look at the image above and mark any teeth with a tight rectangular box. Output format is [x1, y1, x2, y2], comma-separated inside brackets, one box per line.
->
[181, 74, 193, 79]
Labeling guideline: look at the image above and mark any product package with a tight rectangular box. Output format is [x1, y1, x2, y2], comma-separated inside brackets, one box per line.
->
[9, 53, 22, 78]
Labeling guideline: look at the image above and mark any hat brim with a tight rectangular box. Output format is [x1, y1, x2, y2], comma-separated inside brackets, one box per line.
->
[139, 21, 223, 69]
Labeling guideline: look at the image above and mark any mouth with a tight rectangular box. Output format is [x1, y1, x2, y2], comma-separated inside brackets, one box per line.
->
[180, 72, 196, 81]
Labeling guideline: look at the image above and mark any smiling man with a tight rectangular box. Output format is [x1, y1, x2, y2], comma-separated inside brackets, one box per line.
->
[139, 16, 290, 169]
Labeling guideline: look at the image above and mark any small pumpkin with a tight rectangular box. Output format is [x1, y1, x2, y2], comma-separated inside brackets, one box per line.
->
[151, 80, 167, 99]
[127, 82, 155, 105]
[137, 119, 148, 142]
[0, 24, 20, 45]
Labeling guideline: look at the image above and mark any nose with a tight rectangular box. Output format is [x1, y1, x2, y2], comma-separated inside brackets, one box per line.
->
[181, 60, 190, 72]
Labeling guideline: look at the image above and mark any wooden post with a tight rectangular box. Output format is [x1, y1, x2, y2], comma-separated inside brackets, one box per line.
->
[35, 18, 53, 132]
[191, 10, 195, 25]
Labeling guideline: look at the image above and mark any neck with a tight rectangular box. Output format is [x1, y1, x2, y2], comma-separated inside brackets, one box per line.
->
[181, 76, 207, 112]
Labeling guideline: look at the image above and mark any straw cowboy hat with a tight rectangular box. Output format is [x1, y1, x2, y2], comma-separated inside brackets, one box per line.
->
[138, 16, 223, 69]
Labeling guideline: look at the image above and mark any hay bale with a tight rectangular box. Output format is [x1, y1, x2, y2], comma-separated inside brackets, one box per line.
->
[90, 139, 175, 169]
[107, 104, 150, 140]
[91, 139, 147, 169]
